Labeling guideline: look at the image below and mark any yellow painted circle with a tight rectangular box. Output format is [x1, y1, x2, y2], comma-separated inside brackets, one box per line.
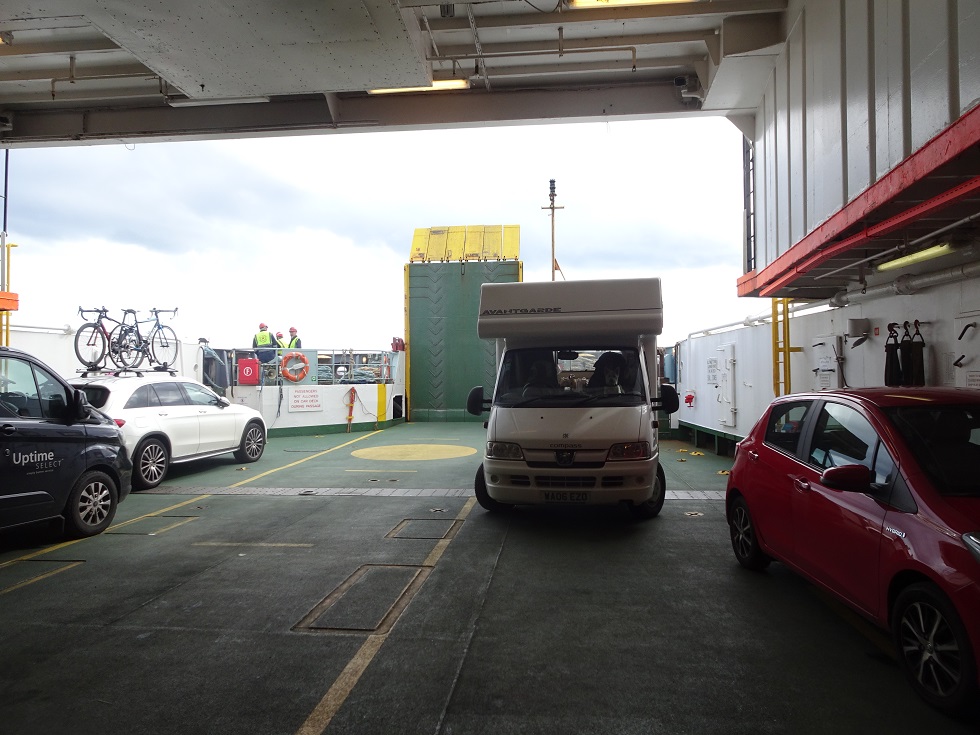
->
[351, 444, 477, 461]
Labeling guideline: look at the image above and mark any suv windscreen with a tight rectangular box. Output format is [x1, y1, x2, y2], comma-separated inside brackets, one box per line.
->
[493, 347, 646, 407]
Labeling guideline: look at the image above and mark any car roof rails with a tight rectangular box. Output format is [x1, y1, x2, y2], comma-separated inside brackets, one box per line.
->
[76, 366, 179, 378]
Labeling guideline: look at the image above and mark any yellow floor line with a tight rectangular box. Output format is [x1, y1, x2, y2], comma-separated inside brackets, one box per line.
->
[0, 561, 83, 595]
[1, 494, 212, 567]
[232, 431, 383, 487]
[294, 496, 476, 735]
[295, 634, 388, 735]
[111, 495, 214, 531]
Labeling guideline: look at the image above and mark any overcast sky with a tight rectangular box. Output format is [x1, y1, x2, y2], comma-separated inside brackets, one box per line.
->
[5, 116, 768, 350]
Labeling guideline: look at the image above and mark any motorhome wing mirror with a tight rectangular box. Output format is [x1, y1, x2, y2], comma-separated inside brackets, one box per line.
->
[466, 386, 490, 416]
[557, 350, 579, 361]
[655, 385, 680, 415]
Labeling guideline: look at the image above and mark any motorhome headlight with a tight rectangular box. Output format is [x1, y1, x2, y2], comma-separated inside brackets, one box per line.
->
[607, 441, 651, 461]
[487, 441, 524, 460]
[964, 532, 980, 565]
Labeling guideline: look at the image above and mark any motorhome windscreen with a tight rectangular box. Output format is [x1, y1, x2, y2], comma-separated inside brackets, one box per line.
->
[493, 347, 646, 407]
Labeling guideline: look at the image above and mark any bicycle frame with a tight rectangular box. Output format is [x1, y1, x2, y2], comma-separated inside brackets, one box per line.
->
[114, 308, 179, 369]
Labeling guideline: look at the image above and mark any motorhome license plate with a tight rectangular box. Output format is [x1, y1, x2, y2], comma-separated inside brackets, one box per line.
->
[543, 491, 589, 503]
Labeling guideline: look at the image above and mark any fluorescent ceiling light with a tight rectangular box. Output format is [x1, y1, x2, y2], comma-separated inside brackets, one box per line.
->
[167, 96, 270, 107]
[569, 0, 690, 8]
[368, 79, 469, 95]
[876, 242, 955, 272]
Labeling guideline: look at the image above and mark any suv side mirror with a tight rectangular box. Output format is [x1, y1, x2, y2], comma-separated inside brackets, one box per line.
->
[71, 389, 91, 421]
[466, 386, 490, 416]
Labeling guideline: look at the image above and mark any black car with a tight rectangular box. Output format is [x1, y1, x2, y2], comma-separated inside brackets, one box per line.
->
[0, 345, 132, 537]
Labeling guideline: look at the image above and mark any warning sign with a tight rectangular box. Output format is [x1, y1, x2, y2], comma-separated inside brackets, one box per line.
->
[288, 386, 323, 412]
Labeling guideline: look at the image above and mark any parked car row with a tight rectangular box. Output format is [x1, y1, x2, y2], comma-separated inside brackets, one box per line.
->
[1, 345, 267, 539]
[727, 387, 980, 714]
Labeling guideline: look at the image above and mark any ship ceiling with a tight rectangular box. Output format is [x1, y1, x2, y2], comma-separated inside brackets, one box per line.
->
[0, 0, 975, 301]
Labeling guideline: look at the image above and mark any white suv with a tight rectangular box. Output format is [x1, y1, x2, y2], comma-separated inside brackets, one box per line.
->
[72, 372, 266, 490]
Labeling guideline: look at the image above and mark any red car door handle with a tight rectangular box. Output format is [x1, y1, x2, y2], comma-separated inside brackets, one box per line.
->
[793, 477, 810, 492]
[747, 450, 759, 460]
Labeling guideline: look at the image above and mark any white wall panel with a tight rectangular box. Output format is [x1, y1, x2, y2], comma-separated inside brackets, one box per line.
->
[873, 0, 908, 178]
[754, 107, 771, 269]
[958, 0, 980, 112]
[775, 54, 792, 257]
[762, 78, 778, 267]
[844, 0, 873, 200]
[788, 19, 807, 246]
[909, 1, 954, 150]
[805, 1, 844, 232]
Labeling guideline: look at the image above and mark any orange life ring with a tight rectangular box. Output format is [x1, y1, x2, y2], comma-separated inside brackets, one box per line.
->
[281, 351, 310, 382]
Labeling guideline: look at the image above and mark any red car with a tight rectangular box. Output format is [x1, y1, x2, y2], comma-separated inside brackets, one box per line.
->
[726, 387, 980, 714]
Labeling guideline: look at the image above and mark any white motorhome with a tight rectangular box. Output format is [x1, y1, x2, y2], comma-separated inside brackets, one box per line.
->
[466, 278, 678, 519]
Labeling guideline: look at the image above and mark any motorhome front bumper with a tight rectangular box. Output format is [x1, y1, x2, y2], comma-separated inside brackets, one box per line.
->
[482, 456, 656, 505]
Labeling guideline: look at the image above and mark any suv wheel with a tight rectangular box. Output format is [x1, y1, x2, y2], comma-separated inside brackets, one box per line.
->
[234, 421, 266, 462]
[64, 470, 118, 537]
[134, 438, 169, 489]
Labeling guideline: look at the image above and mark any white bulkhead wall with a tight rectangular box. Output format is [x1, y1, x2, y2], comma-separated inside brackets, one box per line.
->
[677, 274, 980, 439]
[752, 0, 979, 268]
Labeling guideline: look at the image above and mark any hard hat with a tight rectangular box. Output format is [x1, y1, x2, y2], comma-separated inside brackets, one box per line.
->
[289, 327, 297, 333]
[276, 332, 283, 338]
[259, 322, 267, 329]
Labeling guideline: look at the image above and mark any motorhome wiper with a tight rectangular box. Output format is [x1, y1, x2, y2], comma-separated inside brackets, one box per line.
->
[571, 392, 645, 406]
[504, 393, 583, 408]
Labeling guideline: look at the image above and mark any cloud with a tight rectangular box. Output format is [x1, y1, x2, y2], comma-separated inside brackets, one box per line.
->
[6, 116, 751, 352]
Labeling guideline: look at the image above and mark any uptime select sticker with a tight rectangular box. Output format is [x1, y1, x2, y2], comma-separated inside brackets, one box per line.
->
[13, 450, 63, 474]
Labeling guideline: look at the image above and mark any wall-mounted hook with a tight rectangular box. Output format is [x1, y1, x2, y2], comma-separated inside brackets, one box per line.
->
[958, 322, 976, 341]
[954, 355, 966, 368]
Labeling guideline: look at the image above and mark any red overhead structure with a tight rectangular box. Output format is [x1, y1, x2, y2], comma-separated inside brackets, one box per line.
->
[738, 105, 980, 299]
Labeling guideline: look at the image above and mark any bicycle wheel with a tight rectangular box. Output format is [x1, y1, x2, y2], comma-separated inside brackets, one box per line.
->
[109, 325, 145, 369]
[150, 325, 179, 367]
[74, 323, 107, 368]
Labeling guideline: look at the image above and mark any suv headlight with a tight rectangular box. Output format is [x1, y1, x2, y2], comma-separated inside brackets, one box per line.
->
[607, 441, 651, 461]
[487, 441, 524, 460]
[964, 532, 980, 564]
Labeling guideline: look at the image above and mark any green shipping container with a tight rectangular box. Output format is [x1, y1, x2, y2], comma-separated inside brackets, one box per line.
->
[406, 259, 521, 421]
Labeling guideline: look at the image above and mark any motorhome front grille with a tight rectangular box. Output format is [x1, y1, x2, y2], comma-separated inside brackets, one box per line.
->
[527, 461, 604, 469]
[509, 475, 531, 487]
[535, 476, 597, 489]
[600, 477, 625, 487]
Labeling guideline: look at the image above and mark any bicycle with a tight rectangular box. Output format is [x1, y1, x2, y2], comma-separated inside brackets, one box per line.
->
[110, 308, 180, 369]
[74, 307, 130, 369]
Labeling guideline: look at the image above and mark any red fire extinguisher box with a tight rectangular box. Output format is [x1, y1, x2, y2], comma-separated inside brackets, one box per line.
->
[237, 357, 260, 386]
